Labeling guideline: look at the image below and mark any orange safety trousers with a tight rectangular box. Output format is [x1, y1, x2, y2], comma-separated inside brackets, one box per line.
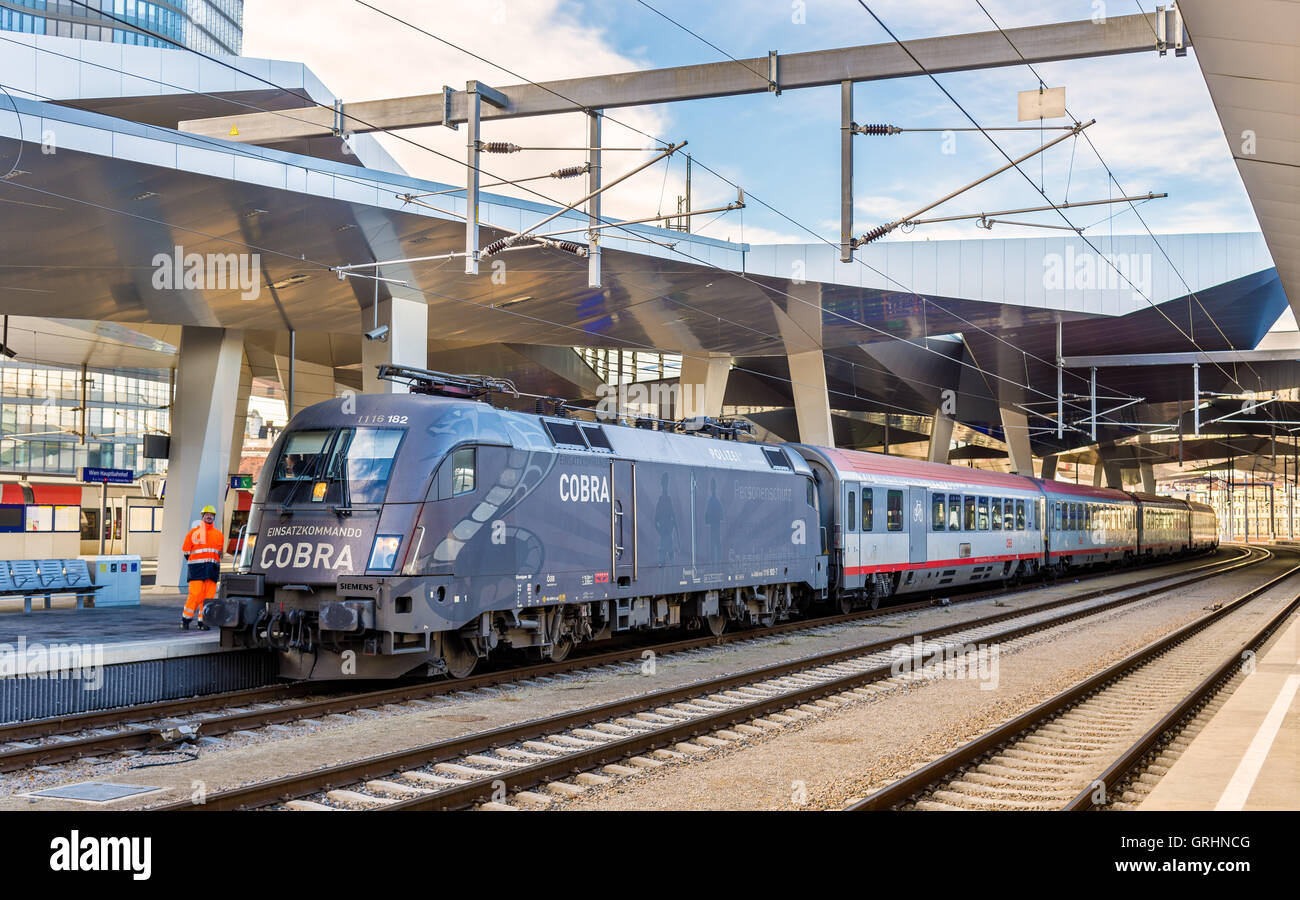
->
[182, 522, 224, 623]
[183, 578, 217, 621]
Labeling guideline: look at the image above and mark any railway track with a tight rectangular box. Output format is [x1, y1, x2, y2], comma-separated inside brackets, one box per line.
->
[151, 546, 1273, 811]
[0, 548, 1243, 774]
[844, 548, 1298, 811]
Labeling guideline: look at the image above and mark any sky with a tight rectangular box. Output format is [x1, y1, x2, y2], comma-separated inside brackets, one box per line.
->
[241, 0, 1276, 313]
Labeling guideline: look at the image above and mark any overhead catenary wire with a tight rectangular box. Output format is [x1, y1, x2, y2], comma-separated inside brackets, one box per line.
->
[603, 0, 1143, 415]
[346, 0, 1113, 427]
[40, 0, 1100, 436]
[966, 0, 1263, 397]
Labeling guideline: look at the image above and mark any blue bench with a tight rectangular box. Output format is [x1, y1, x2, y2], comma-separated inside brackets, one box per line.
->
[0, 559, 104, 613]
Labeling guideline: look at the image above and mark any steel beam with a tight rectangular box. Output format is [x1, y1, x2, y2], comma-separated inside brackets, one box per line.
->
[840, 80, 853, 263]
[465, 83, 481, 276]
[1062, 347, 1300, 367]
[588, 111, 601, 289]
[180, 14, 1172, 143]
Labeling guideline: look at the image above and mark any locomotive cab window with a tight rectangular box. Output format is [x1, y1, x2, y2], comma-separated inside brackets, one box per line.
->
[269, 427, 404, 506]
[451, 447, 476, 496]
[886, 490, 903, 531]
[932, 493, 945, 531]
[862, 488, 873, 531]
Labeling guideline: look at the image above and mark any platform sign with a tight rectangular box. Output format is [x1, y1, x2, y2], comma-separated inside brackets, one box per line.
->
[230, 474, 253, 490]
[81, 467, 134, 484]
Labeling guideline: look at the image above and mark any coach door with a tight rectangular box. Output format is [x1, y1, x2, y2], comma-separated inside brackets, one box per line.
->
[610, 459, 637, 585]
[908, 487, 927, 565]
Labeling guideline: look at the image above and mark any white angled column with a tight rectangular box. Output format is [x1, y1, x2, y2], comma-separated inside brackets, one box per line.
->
[1000, 406, 1035, 477]
[677, 353, 730, 419]
[928, 412, 955, 463]
[157, 326, 244, 589]
[362, 296, 429, 393]
[275, 355, 336, 418]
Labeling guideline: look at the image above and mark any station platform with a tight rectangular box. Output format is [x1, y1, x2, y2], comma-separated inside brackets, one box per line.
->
[1142, 613, 1300, 811]
[0, 586, 277, 723]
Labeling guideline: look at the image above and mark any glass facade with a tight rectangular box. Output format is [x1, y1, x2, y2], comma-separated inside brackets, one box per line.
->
[0, 0, 242, 55]
[0, 361, 170, 476]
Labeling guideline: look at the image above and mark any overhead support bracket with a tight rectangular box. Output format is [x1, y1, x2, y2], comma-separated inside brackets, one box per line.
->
[767, 51, 780, 94]
[852, 119, 1094, 247]
[441, 86, 458, 131]
[1155, 4, 1187, 57]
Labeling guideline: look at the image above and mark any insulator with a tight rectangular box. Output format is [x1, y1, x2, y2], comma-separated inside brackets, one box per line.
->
[857, 224, 892, 245]
[551, 165, 587, 179]
[536, 238, 586, 257]
[480, 141, 522, 154]
[857, 123, 901, 136]
[481, 238, 511, 256]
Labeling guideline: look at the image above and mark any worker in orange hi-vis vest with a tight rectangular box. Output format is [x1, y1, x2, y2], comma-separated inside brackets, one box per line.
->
[181, 505, 223, 631]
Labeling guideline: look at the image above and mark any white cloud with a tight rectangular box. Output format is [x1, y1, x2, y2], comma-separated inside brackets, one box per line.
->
[243, 0, 677, 221]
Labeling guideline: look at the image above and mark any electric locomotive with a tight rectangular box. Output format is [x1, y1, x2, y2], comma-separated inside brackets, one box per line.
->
[208, 366, 828, 680]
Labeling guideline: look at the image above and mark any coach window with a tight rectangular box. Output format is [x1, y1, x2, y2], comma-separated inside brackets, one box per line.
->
[949, 495, 962, 531]
[862, 488, 874, 531]
[991, 498, 1002, 530]
[887, 490, 903, 531]
[1016, 499, 1026, 530]
[452, 447, 476, 496]
[977, 497, 989, 530]
[1003, 499, 1015, 531]
[932, 493, 945, 531]
[964, 496, 976, 530]
[847, 490, 856, 532]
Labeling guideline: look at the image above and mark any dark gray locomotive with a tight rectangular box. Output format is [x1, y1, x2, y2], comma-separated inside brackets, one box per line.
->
[209, 371, 828, 679]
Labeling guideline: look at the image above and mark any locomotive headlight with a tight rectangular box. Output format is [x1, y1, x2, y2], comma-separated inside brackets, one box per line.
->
[368, 535, 403, 571]
[238, 533, 257, 572]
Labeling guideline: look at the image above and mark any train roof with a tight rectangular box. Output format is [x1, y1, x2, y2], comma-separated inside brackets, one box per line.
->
[269, 393, 814, 506]
[1128, 491, 1191, 509]
[1034, 480, 1132, 503]
[793, 446, 1041, 492]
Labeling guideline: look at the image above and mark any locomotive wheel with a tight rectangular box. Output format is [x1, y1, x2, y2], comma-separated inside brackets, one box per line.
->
[868, 592, 880, 610]
[706, 614, 727, 637]
[441, 634, 478, 679]
[838, 595, 854, 615]
[549, 634, 574, 663]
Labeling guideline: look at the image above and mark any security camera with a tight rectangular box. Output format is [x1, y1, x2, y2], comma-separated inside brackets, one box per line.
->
[363, 325, 389, 342]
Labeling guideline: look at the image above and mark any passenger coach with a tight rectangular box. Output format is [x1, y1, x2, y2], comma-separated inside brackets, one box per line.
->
[791, 446, 1045, 607]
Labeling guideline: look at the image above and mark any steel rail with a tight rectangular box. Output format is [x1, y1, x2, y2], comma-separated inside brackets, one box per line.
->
[153, 547, 1266, 811]
[0, 548, 1241, 772]
[846, 549, 1297, 810]
[1063, 593, 1300, 810]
